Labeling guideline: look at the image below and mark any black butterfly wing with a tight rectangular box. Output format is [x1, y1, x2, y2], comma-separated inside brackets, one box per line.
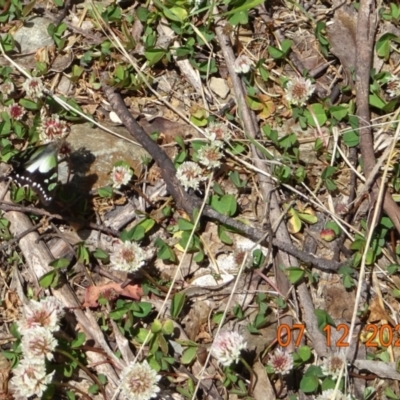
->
[9, 143, 59, 205]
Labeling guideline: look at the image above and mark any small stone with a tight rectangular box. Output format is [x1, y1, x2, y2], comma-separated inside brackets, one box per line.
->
[210, 77, 230, 99]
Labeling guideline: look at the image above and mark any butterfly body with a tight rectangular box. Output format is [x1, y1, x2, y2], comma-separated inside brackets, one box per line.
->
[9, 142, 61, 205]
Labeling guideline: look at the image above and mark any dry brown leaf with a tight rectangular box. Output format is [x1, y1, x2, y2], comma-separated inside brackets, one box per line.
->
[83, 282, 143, 308]
[368, 295, 395, 325]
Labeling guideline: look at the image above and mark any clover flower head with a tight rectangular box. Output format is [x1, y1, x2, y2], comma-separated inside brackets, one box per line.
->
[211, 331, 246, 367]
[8, 103, 25, 120]
[176, 161, 206, 191]
[21, 326, 57, 361]
[0, 81, 14, 97]
[17, 296, 64, 333]
[233, 54, 252, 74]
[10, 358, 55, 399]
[110, 240, 145, 273]
[268, 348, 293, 375]
[38, 114, 69, 143]
[321, 352, 346, 379]
[386, 74, 400, 98]
[285, 76, 315, 106]
[22, 77, 45, 99]
[120, 360, 161, 400]
[197, 144, 222, 170]
[111, 165, 133, 189]
[204, 121, 231, 144]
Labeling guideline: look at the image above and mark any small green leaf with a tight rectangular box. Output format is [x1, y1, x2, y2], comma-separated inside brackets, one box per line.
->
[19, 98, 41, 111]
[329, 105, 348, 121]
[71, 332, 86, 348]
[93, 248, 109, 260]
[369, 93, 386, 109]
[109, 306, 129, 320]
[228, 10, 248, 25]
[229, 171, 246, 188]
[178, 218, 195, 231]
[22, 0, 37, 17]
[298, 213, 318, 225]
[286, 267, 305, 284]
[297, 345, 311, 362]
[171, 292, 186, 319]
[39, 270, 56, 288]
[305, 103, 327, 127]
[300, 372, 319, 393]
[151, 319, 163, 334]
[342, 131, 359, 147]
[137, 6, 149, 22]
[181, 346, 197, 364]
[158, 333, 169, 355]
[49, 257, 70, 269]
[321, 377, 337, 391]
[145, 48, 167, 66]
[127, 225, 145, 241]
[376, 33, 400, 60]
[193, 249, 204, 263]
[288, 210, 302, 234]
[221, 0, 264, 16]
[162, 320, 174, 335]
[77, 244, 90, 264]
[156, 242, 177, 262]
[153, 0, 182, 22]
[268, 46, 284, 60]
[98, 186, 113, 198]
[314, 309, 335, 331]
[218, 225, 233, 245]
[130, 302, 152, 318]
[169, 6, 187, 22]
[210, 194, 237, 216]
[325, 221, 341, 236]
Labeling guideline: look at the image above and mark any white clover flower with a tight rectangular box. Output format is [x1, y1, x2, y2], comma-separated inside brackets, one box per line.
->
[10, 358, 55, 399]
[204, 121, 231, 144]
[110, 240, 145, 273]
[315, 388, 352, 400]
[233, 54, 252, 74]
[111, 165, 133, 189]
[386, 74, 400, 97]
[120, 360, 161, 400]
[22, 77, 45, 99]
[0, 81, 14, 97]
[211, 331, 246, 367]
[176, 161, 206, 191]
[7, 103, 24, 120]
[321, 352, 346, 379]
[21, 326, 57, 361]
[38, 114, 69, 143]
[285, 76, 315, 106]
[268, 348, 293, 375]
[197, 144, 222, 170]
[17, 296, 64, 333]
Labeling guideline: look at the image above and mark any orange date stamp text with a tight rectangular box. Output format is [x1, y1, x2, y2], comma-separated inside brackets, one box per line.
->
[277, 323, 400, 347]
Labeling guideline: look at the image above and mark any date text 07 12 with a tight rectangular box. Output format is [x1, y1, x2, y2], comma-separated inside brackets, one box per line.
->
[276, 323, 400, 348]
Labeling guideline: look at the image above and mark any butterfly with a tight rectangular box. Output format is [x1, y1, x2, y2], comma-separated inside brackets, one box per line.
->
[6, 141, 63, 205]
